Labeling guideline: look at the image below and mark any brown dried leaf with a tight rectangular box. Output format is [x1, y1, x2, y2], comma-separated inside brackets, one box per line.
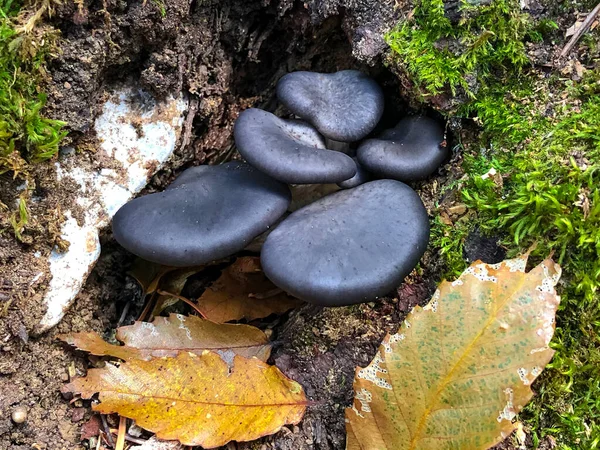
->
[346, 255, 561, 450]
[128, 258, 175, 294]
[151, 268, 204, 316]
[197, 257, 303, 323]
[66, 351, 307, 448]
[59, 314, 271, 362]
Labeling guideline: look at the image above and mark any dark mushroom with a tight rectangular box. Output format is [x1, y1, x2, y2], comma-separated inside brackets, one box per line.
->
[113, 162, 291, 266]
[234, 108, 356, 184]
[261, 180, 429, 306]
[357, 116, 447, 181]
[337, 158, 372, 189]
[276, 70, 384, 142]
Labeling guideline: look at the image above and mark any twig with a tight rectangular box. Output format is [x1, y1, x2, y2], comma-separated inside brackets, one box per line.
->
[117, 301, 131, 327]
[109, 428, 148, 445]
[157, 290, 207, 318]
[560, 3, 600, 57]
[100, 414, 116, 448]
[115, 416, 126, 450]
[138, 291, 157, 321]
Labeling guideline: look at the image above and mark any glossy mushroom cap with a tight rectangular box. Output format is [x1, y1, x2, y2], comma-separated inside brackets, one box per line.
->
[276, 70, 385, 142]
[357, 116, 447, 181]
[337, 158, 372, 189]
[261, 180, 430, 306]
[234, 108, 356, 184]
[113, 162, 291, 266]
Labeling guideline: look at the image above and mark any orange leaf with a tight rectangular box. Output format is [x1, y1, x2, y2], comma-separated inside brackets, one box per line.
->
[197, 257, 303, 323]
[345, 255, 561, 450]
[59, 314, 271, 362]
[66, 351, 307, 448]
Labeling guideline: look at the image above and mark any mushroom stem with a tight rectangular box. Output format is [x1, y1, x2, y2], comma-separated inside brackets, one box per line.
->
[326, 138, 352, 155]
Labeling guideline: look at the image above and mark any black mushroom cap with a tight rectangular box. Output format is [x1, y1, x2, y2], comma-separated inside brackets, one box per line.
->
[260, 180, 430, 306]
[337, 158, 372, 189]
[276, 70, 385, 142]
[234, 108, 356, 184]
[356, 116, 447, 182]
[113, 162, 291, 267]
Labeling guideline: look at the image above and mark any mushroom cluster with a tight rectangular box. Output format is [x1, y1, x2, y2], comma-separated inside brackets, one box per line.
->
[113, 70, 448, 306]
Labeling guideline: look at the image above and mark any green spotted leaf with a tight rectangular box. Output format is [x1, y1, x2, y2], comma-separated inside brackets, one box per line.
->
[346, 255, 561, 450]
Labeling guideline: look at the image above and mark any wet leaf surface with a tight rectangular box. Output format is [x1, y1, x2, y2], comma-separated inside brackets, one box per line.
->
[197, 257, 303, 323]
[66, 351, 307, 448]
[346, 255, 561, 450]
[59, 313, 272, 362]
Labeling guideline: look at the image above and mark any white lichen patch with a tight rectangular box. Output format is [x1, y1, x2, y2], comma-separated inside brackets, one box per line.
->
[388, 333, 406, 345]
[504, 257, 527, 273]
[357, 353, 392, 390]
[36, 83, 188, 334]
[355, 388, 373, 413]
[530, 346, 549, 354]
[517, 367, 532, 385]
[465, 263, 498, 283]
[141, 321, 159, 337]
[497, 387, 516, 422]
[177, 314, 192, 340]
[424, 299, 438, 313]
[536, 262, 562, 296]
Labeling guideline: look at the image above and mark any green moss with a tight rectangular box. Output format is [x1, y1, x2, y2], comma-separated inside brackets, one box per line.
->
[385, 0, 532, 98]
[459, 72, 600, 447]
[0, 0, 66, 172]
[0, 0, 66, 239]
[388, 0, 600, 446]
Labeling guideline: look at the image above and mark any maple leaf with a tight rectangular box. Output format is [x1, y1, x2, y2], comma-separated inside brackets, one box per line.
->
[197, 257, 303, 323]
[66, 351, 307, 448]
[345, 255, 561, 450]
[59, 314, 271, 362]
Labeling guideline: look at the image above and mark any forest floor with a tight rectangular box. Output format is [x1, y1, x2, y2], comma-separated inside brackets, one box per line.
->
[0, 0, 599, 449]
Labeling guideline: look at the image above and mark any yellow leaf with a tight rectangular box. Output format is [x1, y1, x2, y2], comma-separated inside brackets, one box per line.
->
[345, 255, 561, 450]
[59, 314, 271, 362]
[198, 257, 303, 323]
[66, 352, 307, 448]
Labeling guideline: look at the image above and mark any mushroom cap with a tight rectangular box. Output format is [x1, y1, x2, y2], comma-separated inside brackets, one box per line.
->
[234, 108, 356, 184]
[337, 158, 372, 189]
[276, 70, 384, 142]
[113, 162, 291, 266]
[357, 116, 447, 181]
[261, 180, 429, 305]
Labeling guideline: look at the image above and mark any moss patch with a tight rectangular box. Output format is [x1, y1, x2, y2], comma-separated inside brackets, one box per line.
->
[386, 0, 534, 99]
[389, 0, 600, 447]
[0, 0, 66, 238]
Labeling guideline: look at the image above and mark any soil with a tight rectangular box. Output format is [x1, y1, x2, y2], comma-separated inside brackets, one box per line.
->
[0, 0, 579, 448]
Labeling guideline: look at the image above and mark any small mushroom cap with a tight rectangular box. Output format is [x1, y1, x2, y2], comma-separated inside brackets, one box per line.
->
[357, 116, 447, 181]
[234, 108, 356, 184]
[113, 162, 291, 266]
[276, 70, 384, 142]
[337, 158, 372, 189]
[261, 180, 429, 306]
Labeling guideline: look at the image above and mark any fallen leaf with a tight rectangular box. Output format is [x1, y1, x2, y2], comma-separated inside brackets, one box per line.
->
[128, 258, 175, 294]
[198, 257, 303, 323]
[66, 351, 307, 448]
[346, 255, 561, 450]
[59, 313, 272, 362]
[152, 268, 204, 316]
